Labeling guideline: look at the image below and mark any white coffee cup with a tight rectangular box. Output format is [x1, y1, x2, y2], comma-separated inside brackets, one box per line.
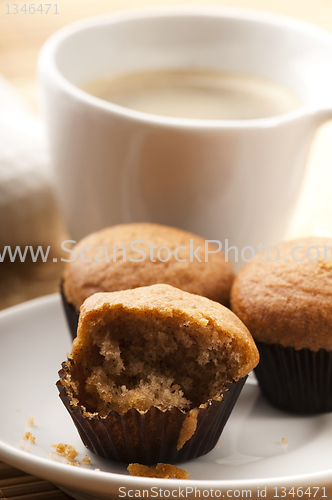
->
[38, 6, 332, 261]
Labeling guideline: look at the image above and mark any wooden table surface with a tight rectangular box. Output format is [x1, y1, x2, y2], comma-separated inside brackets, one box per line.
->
[1, 0, 332, 498]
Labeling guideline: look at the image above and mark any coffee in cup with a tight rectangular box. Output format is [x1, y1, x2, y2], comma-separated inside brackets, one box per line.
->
[81, 68, 302, 120]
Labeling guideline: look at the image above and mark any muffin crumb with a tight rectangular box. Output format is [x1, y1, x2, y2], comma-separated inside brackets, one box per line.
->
[128, 463, 190, 479]
[68, 461, 79, 466]
[82, 455, 91, 464]
[27, 416, 35, 426]
[177, 409, 199, 450]
[51, 443, 78, 461]
[69, 397, 79, 406]
[23, 432, 35, 443]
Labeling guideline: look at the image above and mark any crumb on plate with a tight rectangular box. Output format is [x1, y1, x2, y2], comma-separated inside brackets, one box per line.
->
[23, 432, 35, 443]
[51, 443, 78, 461]
[128, 463, 190, 480]
[27, 416, 35, 426]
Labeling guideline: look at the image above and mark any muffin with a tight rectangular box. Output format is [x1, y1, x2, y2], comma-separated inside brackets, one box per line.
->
[61, 223, 234, 338]
[57, 284, 259, 464]
[231, 237, 332, 413]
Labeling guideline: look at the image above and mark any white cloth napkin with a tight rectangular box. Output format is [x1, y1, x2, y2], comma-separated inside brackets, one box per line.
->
[0, 75, 65, 249]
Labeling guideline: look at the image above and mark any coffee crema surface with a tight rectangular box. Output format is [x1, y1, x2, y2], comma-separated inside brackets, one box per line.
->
[81, 69, 302, 120]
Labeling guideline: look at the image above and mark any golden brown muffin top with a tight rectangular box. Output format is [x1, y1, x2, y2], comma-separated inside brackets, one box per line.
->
[63, 223, 234, 311]
[231, 237, 332, 352]
[69, 284, 258, 414]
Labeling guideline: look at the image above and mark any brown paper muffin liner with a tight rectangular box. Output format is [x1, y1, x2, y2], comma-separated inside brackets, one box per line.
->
[57, 361, 247, 464]
[60, 282, 79, 339]
[254, 341, 332, 414]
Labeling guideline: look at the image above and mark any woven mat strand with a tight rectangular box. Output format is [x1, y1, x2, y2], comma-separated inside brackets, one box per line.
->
[0, 461, 73, 499]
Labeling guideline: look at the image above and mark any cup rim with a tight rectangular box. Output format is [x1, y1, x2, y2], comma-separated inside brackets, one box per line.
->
[38, 4, 332, 130]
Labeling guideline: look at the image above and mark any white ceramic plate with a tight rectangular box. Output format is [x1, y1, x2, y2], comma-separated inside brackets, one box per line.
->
[1, 294, 332, 499]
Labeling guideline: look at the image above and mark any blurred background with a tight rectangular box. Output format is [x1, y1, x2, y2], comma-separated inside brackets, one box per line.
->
[1, 0, 332, 310]
[2, 0, 332, 111]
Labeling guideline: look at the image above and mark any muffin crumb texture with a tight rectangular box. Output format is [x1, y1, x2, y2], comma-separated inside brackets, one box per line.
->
[23, 432, 35, 443]
[128, 463, 190, 479]
[27, 416, 35, 426]
[49, 443, 91, 466]
[63, 285, 258, 416]
[177, 409, 199, 450]
[51, 443, 78, 461]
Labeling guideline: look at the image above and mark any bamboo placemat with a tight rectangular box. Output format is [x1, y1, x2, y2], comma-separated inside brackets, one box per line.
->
[0, 460, 74, 499]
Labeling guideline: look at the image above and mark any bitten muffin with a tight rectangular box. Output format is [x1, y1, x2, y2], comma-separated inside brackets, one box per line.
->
[57, 284, 259, 464]
[231, 237, 332, 413]
[61, 223, 234, 337]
